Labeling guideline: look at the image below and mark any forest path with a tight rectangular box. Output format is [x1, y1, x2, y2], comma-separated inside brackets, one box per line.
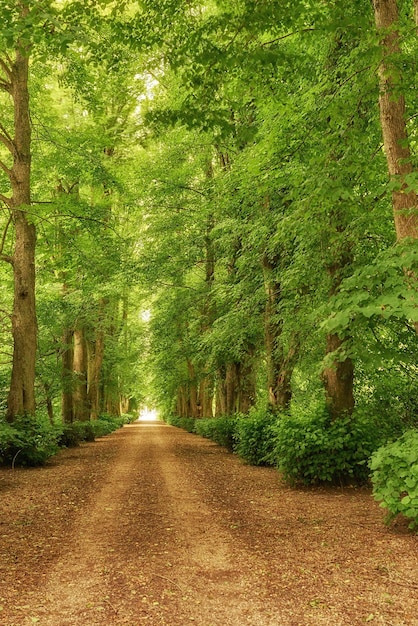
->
[0, 421, 417, 626]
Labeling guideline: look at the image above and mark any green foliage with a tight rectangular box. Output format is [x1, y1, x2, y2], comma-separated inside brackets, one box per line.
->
[274, 405, 382, 485]
[234, 407, 278, 466]
[58, 413, 129, 448]
[0, 421, 21, 464]
[166, 415, 196, 433]
[0, 411, 130, 467]
[369, 430, 418, 530]
[0, 414, 59, 467]
[194, 417, 237, 451]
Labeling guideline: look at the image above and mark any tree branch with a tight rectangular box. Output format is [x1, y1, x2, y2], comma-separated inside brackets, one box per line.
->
[0, 158, 12, 177]
[0, 211, 13, 258]
[0, 79, 11, 93]
[0, 194, 12, 207]
[0, 254, 13, 265]
[0, 57, 12, 81]
[261, 28, 317, 46]
[0, 126, 15, 154]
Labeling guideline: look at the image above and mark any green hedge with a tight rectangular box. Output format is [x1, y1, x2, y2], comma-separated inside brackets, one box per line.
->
[274, 406, 382, 485]
[194, 417, 237, 451]
[0, 411, 133, 467]
[0, 414, 59, 467]
[165, 405, 383, 487]
[234, 408, 278, 466]
[369, 430, 418, 530]
[166, 415, 196, 432]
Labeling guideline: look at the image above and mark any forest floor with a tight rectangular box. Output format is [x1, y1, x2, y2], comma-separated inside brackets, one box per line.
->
[0, 421, 417, 626]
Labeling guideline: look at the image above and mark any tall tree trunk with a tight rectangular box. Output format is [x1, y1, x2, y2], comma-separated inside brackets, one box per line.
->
[263, 254, 298, 412]
[373, 0, 418, 241]
[87, 329, 105, 420]
[225, 362, 239, 415]
[62, 328, 74, 423]
[373, 0, 418, 333]
[236, 356, 256, 414]
[73, 326, 89, 421]
[199, 377, 213, 417]
[4, 48, 37, 421]
[198, 211, 215, 417]
[215, 367, 227, 416]
[322, 253, 355, 419]
[322, 333, 355, 419]
[43, 382, 54, 423]
[186, 359, 199, 418]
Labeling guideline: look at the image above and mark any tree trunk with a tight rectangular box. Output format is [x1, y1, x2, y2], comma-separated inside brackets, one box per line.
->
[43, 382, 54, 423]
[73, 326, 89, 421]
[322, 252, 355, 419]
[5, 48, 37, 421]
[373, 0, 418, 241]
[236, 357, 256, 414]
[199, 377, 213, 417]
[263, 254, 298, 412]
[322, 333, 355, 419]
[120, 397, 130, 414]
[87, 329, 105, 420]
[62, 328, 74, 423]
[215, 367, 227, 416]
[186, 359, 200, 418]
[373, 0, 418, 333]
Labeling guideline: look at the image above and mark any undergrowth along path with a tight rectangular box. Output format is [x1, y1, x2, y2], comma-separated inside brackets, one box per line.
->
[0, 421, 417, 625]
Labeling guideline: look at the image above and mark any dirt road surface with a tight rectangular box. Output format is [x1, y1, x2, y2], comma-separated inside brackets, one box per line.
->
[0, 421, 417, 626]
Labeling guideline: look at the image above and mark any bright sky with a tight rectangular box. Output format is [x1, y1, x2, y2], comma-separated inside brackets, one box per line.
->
[138, 407, 159, 421]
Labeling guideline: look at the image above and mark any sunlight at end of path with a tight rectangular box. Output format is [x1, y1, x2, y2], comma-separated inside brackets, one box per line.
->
[137, 407, 160, 422]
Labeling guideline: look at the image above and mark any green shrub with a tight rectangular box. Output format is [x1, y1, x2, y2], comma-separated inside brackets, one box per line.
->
[57, 423, 83, 448]
[120, 413, 137, 424]
[98, 413, 127, 429]
[369, 430, 418, 530]
[0, 414, 59, 467]
[234, 408, 278, 466]
[274, 406, 381, 485]
[0, 421, 21, 464]
[57, 415, 126, 449]
[194, 417, 237, 451]
[166, 415, 196, 432]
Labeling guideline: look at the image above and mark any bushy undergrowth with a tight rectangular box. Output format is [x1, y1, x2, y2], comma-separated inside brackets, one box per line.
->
[274, 406, 382, 485]
[166, 404, 384, 486]
[166, 415, 196, 432]
[369, 430, 418, 530]
[194, 416, 237, 451]
[0, 414, 59, 466]
[234, 408, 278, 466]
[0, 412, 134, 467]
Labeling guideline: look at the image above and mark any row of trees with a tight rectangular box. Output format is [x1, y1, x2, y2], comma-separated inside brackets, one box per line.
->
[144, 0, 418, 427]
[0, 1, 147, 422]
[0, 0, 417, 430]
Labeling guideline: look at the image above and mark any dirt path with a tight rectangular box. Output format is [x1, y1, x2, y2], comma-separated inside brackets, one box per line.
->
[0, 422, 417, 626]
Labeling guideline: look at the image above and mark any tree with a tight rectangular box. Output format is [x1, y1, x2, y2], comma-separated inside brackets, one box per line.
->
[0, 3, 37, 420]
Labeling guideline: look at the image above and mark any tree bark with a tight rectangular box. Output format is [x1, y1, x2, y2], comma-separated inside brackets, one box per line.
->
[263, 254, 298, 412]
[186, 359, 199, 417]
[72, 326, 89, 421]
[236, 357, 256, 414]
[87, 329, 105, 420]
[322, 250, 355, 419]
[5, 47, 37, 421]
[322, 333, 355, 419]
[373, 0, 418, 241]
[198, 377, 213, 417]
[62, 328, 74, 423]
